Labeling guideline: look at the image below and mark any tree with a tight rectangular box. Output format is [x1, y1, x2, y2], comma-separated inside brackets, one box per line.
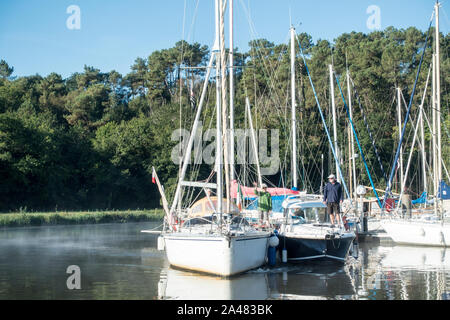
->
[0, 60, 14, 79]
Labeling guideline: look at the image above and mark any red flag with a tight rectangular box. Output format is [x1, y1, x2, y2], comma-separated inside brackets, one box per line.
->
[152, 169, 156, 184]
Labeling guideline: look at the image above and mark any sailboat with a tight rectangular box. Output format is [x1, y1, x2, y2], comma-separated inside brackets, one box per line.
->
[381, 1, 450, 247]
[276, 25, 356, 262]
[144, 0, 270, 277]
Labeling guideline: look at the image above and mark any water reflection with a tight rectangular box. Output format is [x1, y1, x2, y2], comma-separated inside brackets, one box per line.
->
[266, 263, 358, 300]
[0, 223, 449, 300]
[158, 269, 270, 300]
[358, 245, 450, 300]
[157, 263, 358, 300]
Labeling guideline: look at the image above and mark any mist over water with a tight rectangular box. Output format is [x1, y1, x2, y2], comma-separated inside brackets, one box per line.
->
[0, 222, 449, 300]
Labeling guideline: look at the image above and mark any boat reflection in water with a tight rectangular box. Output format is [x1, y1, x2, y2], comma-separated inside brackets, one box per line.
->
[359, 244, 450, 300]
[157, 262, 359, 300]
[265, 263, 358, 300]
[158, 268, 270, 300]
[381, 246, 450, 269]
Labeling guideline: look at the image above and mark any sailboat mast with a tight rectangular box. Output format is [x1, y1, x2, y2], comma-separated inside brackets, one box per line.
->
[219, 0, 230, 214]
[420, 67, 431, 204]
[329, 64, 340, 183]
[246, 97, 263, 187]
[229, 0, 235, 182]
[290, 26, 298, 190]
[435, 1, 442, 199]
[432, 53, 437, 215]
[346, 71, 357, 203]
[397, 87, 404, 193]
[215, 0, 223, 216]
[420, 103, 427, 199]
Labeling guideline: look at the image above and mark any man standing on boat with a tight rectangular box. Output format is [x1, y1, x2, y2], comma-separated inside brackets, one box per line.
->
[323, 174, 343, 227]
[400, 187, 412, 218]
[253, 182, 272, 227]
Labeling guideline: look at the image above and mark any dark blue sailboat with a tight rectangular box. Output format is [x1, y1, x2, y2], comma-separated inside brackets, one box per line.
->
[277, 196, 356, 262]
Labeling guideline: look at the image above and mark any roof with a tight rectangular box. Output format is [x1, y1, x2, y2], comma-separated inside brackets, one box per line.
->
[282, 196, 326, 210]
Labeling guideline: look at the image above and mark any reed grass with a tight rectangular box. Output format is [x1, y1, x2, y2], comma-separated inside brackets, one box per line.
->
[0, 209, 165, 228]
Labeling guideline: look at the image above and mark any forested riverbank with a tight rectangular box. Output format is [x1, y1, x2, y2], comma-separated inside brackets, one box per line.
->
[0, 26, 449, 212]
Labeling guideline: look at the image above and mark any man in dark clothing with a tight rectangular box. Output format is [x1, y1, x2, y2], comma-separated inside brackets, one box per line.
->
[323, 174, 343, 226]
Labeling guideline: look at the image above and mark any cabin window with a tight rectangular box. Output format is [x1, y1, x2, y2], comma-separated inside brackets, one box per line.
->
[182, 217, 213, 227]
[293, 209, 305, 219]
[288, 209, 306, 224]
[230, 216, 250, 227]
[286, 207, 326, 223]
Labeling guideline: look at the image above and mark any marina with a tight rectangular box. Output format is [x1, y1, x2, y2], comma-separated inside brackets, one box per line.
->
[0, 0, 449, 304]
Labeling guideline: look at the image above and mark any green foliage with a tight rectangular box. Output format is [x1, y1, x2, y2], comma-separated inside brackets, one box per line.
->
[0, 26, 449, 211]
[0, 210, 164, 228]
[0, 60, 14, 79]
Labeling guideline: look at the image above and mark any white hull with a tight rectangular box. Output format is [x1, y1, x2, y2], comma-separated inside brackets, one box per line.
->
[163, 233, 270, 276]
[366, 217, 384, 233]
[381, 219, 450, 247]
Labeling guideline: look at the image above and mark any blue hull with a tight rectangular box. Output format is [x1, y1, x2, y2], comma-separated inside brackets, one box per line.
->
[278, 234, 355, 263]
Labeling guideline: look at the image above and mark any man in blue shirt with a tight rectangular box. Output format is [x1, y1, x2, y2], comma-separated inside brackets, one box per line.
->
[323, 174, 343, 227]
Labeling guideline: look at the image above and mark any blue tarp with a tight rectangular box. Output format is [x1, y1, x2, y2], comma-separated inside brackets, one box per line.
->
[438, 181, 450, 200]
[412, 191, 427, 205]
[245, 195, 291, 213]
[411, 181, 449, 204]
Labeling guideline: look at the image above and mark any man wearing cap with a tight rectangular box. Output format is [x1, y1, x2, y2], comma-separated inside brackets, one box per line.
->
[253, 182, 272, 226]
[323, 174, 343, 227]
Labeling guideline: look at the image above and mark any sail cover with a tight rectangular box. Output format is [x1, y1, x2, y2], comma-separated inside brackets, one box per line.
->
[230, 180, 300, 213]
[230, 180, 300, 199]
[438, 181, 450, 200]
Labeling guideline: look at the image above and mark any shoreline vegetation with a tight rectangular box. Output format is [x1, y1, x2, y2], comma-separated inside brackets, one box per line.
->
[0, 209, 165, 228]
[1, 28, 449, 213]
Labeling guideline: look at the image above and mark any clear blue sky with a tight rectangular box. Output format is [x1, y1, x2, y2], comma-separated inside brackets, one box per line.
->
[1, 0, 448, 78]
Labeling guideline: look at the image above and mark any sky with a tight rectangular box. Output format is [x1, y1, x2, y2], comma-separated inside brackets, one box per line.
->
[0, 0, 449, 78]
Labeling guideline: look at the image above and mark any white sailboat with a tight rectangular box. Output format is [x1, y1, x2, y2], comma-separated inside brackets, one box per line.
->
[144, 0, 270, 277]
[381, 1, 450, 247]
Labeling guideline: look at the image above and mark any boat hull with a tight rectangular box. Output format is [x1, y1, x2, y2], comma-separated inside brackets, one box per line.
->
[163, 233, 270, 277]
[278, 233, 355, 262]
[381, 219, 450, 247]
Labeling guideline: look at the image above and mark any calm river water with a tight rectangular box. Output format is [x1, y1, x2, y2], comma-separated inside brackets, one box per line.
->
[0, 222, 449, 300]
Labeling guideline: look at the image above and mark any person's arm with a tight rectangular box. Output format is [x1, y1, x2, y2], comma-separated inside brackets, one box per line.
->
[268, 193, 272, 210]
[340, 184, 344, 202]
[254, 188, 261, 196]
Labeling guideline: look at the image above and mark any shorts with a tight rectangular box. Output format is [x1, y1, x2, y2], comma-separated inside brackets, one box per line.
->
[327, 202, 340, 215]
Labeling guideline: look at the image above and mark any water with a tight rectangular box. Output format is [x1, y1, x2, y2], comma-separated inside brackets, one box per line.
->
[0, 222, 449, 300]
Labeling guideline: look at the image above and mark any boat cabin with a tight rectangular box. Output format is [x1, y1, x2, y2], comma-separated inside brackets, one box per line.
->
[281, 197, 327, 224]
